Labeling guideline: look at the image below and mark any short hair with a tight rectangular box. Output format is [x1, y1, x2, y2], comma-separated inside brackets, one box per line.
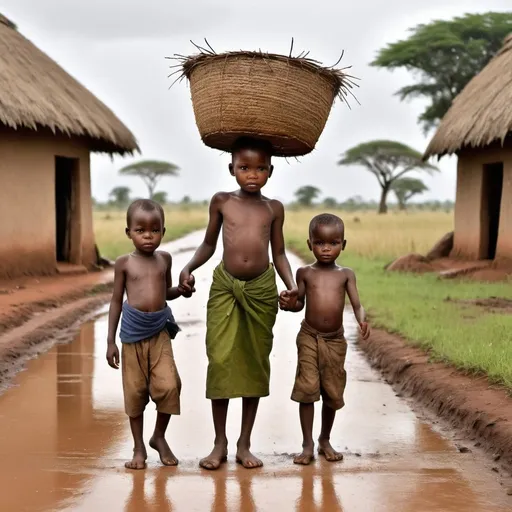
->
[126, 199, 165, 227]
[309, 213, 344, 238]
[231, 136, 273, 158]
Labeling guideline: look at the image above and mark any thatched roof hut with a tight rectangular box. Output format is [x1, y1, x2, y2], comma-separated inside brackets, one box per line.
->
[0, 14, 138, 278]
[0, 14, 138, 154]
[423, 35, 512, 264]
[424, 34, 512, 159]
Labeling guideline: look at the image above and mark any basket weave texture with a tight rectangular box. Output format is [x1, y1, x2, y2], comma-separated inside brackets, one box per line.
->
[184, 52, 344, 157]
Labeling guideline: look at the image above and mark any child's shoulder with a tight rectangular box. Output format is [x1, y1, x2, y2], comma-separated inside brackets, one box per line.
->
[155, 250, 172, 264]
[210, 191, 233, 205]
[114, 253, 130, 268]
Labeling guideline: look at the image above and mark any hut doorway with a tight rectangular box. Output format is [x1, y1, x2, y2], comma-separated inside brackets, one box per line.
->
[55, 157, 79, 263]
[481, 163, 503, 260]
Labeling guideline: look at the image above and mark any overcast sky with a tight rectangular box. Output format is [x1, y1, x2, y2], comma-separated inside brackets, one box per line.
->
[3, 0, 511, 204]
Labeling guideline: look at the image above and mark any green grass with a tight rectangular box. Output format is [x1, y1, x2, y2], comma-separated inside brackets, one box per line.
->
[288, 239, 512, 388]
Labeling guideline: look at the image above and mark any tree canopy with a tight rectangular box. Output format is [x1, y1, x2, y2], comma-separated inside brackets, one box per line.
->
[338, 140, 437, 213]
[371, 12, 512, 133]
[119, 160, 179, 199]
[109, 186, 131, 207]
[391, 177, 428, 210]
[294, 186, 321, 207]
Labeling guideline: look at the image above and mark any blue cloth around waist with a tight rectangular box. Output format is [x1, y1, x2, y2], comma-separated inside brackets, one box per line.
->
[119, 301, 180, 343]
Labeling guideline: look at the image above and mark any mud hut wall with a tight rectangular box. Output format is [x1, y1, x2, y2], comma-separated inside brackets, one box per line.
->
[0, 128, 95, 278]
[452, 148, 512, 260]
[496, 157, 512, 260]
[451, 155, 483, 259]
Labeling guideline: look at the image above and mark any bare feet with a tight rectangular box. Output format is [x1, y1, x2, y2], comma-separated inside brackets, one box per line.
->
[125, 446, 147, 470]
[318, 439, 344, 462]
[294, 444, 315, 465]
[149, 436, 178, 466]
[236, 444, 263, 469]
[199, 441, 228, 470]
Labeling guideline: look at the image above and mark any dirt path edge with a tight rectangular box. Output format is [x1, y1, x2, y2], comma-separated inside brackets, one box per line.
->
[0, 291, 112, 390]
[358, 329, 512, 476]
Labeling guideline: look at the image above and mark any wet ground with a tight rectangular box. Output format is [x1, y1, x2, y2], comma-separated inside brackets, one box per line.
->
[0, 232, 510, 511]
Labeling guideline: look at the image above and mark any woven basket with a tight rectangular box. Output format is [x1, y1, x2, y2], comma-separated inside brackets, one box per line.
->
[181, 52, 350, 157]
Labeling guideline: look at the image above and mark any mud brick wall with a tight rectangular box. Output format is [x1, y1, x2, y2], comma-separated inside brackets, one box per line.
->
[0, 126, 96, 278]
[452, 147, 512, 261]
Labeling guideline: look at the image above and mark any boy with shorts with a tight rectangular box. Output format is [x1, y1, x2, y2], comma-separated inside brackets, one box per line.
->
[179, 137, 298, 470]
[280, 213, 370, 465]
[106, 199, 193, 470]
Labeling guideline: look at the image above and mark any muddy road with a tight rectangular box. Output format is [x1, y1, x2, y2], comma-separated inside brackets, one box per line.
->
[0, 232, 510, 511]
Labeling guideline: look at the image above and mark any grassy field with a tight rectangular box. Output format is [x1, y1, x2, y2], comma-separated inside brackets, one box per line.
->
[94, 206, 208, 260]
[285, 209, 512, 388]
[94, 206, 512, 388]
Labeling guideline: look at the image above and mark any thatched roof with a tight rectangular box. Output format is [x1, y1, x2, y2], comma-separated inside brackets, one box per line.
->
[0, 14, 138, 154]
[424, 34, 512, 159]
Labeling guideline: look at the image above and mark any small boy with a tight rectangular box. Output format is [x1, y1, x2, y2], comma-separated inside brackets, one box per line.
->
[179, 137, 298, 470]
[280, 213, 370, 465]
[106, 199, 193, 470]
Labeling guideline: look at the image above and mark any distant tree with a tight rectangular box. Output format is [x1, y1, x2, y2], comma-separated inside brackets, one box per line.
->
[391, 177, 428, 210]
[181, 195, 191, 204]
[323, 197, 338, 209]
[338, 140, 438, 214]
[109, 186, 131, 207]
[152, 191, 168, 205]
[119, 160, 179, 199]
[371, 12, 512, 133]
[294, 186, 321, 207]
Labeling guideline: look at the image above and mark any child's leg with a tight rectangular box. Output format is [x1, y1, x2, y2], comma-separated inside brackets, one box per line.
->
[200, 398, 229, 470]
[236, 397, 262, 468]
[126, 414, 147, 470]
[294, 402, 315, 465]
[149, 412, 178, 466]
[318, 403, 343, 462]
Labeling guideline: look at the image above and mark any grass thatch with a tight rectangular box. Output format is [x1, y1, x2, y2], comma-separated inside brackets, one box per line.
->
[424, 34, 512, 159]
[0, 14, 138, 155]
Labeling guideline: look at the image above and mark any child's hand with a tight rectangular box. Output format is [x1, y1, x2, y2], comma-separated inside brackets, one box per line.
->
[106, 343, 120, 369]
[279, 287, 298, 310]
[279, 294, 291, 310]
[179, 269, 195, 293]
[178, 283, 196, 298]
[359, 322, 370, 340]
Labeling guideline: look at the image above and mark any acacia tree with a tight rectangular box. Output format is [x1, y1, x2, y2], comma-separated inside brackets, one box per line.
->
[119, 160, 179, 199]
[109, 186, 131, 207]
[391, 177, 428, 210]
[338, 140, 438, 214]
[152, 191, 168, 205]
[295, 186, 321, 207]
[371, 12, 512, 133]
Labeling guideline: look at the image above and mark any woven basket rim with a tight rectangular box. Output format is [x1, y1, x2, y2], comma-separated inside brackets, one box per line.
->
[176, 50, 358, 101]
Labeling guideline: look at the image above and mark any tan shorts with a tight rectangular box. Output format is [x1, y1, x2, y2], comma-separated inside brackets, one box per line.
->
[121, 329, 181, 417]
[291, 321, 347, 410]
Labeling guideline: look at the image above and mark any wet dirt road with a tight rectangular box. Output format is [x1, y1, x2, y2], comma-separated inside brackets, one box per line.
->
[0, 231, 510, 511]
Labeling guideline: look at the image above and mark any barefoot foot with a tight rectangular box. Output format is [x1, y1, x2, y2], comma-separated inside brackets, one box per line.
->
[318, 439, 344, 462]
[294, 444, 315, 465]
[199, 442, 228, 470]
[236, 446, 263, 469]
[149, 436, 178, 466]
[125, 446, 147, 470]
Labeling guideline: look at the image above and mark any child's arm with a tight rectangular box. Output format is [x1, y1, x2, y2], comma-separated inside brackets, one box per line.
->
[270, 200, 298, 305]
[280, 267, 306, 312]
[106, 256, 127, 369]
[179, 193, 225, 292]
[162, 252, 191, 300]
[345, 268, 370, 339]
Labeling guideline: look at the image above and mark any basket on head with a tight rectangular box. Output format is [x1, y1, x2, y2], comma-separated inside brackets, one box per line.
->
[176, 49, 356, 157]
